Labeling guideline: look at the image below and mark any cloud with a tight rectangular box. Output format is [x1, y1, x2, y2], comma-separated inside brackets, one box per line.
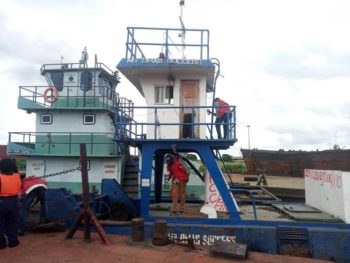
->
[263, 47, 350, 80]
[1, 0, 350, 155]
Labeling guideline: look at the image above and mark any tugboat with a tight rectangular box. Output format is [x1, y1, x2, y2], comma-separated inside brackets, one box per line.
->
[7, 47, 134, 193]
[6, 2, 350, 261]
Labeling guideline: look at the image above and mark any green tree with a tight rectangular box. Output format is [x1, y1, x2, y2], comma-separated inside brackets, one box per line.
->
[16, 159, 26, 171]
[222, 154, 233, 162]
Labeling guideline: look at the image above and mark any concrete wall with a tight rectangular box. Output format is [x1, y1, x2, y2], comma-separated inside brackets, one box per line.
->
[305, 169, 349, 223]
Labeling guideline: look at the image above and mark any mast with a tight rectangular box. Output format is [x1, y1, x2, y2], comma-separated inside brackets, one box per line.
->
[179, 0, 186, 59]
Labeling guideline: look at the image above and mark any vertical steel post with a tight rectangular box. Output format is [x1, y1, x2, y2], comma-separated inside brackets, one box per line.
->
[80, 143, 91, 242]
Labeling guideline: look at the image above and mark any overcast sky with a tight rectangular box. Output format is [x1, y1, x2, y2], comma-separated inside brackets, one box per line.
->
[1, 0, 350, 156]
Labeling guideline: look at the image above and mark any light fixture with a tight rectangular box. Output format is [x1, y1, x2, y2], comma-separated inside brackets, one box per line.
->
[167, 74, 175, 86]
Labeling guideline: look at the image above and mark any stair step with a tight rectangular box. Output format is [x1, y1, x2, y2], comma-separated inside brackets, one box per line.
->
[124, 168, 139, 174]
[124, 172, 138, 178]
[124, 177, 138, 183]
[123, 186, 139, 193]
[123, 181, 139, 187]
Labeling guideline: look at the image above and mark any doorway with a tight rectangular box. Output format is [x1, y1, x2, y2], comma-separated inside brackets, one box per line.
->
[180, 80, 199, 138]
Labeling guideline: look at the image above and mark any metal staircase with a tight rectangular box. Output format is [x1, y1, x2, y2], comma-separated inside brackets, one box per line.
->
[121, 156, 140, 199]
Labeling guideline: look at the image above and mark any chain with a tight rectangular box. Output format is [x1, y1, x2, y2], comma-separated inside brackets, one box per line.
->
[24, 167, 81, 180]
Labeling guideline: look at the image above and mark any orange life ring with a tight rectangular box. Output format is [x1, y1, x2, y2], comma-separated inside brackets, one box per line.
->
[43, 87, 59, 103]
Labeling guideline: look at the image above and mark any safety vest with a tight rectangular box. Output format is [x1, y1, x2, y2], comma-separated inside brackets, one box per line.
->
[167, 156, 188, 182]
[216, 99, 230, 118]
[0, 173, 21, 197]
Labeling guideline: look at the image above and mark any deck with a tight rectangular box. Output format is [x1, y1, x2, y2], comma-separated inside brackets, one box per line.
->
[0, 231, 332, 263]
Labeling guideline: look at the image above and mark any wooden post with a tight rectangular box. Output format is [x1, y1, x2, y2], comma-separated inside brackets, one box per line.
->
[65, 144, 110, 244]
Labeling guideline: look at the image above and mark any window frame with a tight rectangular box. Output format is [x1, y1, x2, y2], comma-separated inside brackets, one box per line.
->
[83, 114, 96, 125]
[154, 84, 174, 104]
[40, 114, 53, 124]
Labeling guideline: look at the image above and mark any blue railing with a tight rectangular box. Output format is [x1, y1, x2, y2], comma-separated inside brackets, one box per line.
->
[124, 27, 210, 61]
[115, 105, 236, 142]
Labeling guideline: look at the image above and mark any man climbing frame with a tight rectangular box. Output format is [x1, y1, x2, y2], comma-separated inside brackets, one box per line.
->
[165, 153, 190, 216]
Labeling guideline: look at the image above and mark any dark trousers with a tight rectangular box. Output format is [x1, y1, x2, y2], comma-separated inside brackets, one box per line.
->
[0, 196, 20, 249]
[215, 112, 232, 139]
[19, 187, 47, 233]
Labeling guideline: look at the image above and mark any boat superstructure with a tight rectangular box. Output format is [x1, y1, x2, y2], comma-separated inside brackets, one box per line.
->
[115, 26, 239, 218]
[7, 51, 133, 192]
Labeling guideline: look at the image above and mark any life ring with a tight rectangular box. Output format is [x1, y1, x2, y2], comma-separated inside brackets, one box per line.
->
[43, 87, 59, 103]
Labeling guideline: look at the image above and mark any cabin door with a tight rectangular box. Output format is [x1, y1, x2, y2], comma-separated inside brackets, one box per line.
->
[180, 80, 199, 138]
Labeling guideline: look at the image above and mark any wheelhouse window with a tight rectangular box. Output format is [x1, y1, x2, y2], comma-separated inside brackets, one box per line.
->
[155, 85, 174, 104]
[40, 114, 52, 124]
[83, 114, 95, 125]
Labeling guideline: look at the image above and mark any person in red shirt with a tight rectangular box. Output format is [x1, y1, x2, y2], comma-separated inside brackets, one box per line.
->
[0, 158, 21, 249]
[207, 97, 232, 139]
[165, 154, 190, 215]
[18, 175, 48, 235]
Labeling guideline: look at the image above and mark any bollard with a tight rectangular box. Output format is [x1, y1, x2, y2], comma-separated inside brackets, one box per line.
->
[131, 218, 144, 242]
[152, 219, 169, 246]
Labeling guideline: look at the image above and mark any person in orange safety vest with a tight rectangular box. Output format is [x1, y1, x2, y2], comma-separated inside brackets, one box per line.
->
[0, 158, 21, 249]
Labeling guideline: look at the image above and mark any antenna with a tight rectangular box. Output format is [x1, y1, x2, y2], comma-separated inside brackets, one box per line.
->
[179, 0, 186, 59]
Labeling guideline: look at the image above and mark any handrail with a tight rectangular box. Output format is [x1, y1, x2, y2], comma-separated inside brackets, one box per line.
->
[115, 105, 237, 141]
[215, 149, 234, 186]
[18, 86, 133, 119]
[8, 132, 118, 156]
[40, 62, 115, 75]
[124, 27, 210, 61]
[229, 188, 258, 220]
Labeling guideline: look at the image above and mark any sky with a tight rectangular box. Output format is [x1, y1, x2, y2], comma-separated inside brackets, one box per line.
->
[1, 0, 350, 156]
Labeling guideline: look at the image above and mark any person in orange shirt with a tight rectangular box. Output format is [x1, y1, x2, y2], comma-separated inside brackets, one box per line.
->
[0, 158, 21, 249]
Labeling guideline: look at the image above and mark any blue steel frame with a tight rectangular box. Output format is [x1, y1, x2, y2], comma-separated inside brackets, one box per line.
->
[139, 141, 240, 219]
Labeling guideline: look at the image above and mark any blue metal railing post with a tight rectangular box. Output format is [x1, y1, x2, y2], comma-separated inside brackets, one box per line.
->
[233, 106, 237, 141]
[154, 108, 158, 139]
[191, 107, 195, 138]
[230, 188, 257, 220]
